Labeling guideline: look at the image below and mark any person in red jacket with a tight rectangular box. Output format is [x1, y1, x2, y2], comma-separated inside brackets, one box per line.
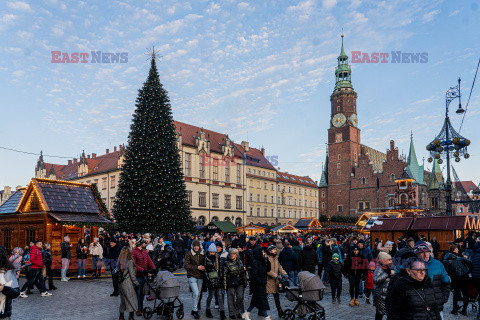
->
[365, 261, 375, 304]
[132, 239, 155, 316]
[19, 240, 52, 298]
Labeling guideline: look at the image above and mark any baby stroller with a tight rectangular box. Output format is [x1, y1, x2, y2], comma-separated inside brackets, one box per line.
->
[282, 271, 326, 320]
[466, 281, 479, 312]
[142, 271, 184, 320]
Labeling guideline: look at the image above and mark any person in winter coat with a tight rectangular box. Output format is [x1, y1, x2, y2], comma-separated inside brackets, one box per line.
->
[324, 253, 343, 304]
[184, 240, 205, 319]
[159, 244, 177, 273]
[223, 248, 247, 319]
[365, 261, 375, 304]
[173, 235, 186, 268]
[431, 237, 441, 260]
[278, 241, 299, 286]
[8, 247, 23, 280]
[42, 243, 56, 291]
[76, 238, 88, 278]
[244, 247, 271, 320]
[373, 252, 393, 320]
[342, 246, 366, 307]
[266, 245, 287, 318]
[117, 247, 139, 320]
[299, 243, 319, 274]
[132, 240, 156, 317]
[106, 239, 122, 296]
[0, 247, 20, 319]
[89, 237, 104, 277]
[414, 241, 451, 315]
[60, 236, 72, 281]
[443, 245, 471, 315]
[387, 258, 441, 320]
[204, 244, 225, 320]
[20, 240, 52, 298]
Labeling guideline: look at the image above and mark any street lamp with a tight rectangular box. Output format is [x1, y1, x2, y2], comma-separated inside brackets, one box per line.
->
[426, 78, 471, 216]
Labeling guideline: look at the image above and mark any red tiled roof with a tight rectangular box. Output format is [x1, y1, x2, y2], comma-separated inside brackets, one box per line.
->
[369, 218, 414, 231]
[459, 181, 477, 193]
[410, 216, 469, 230]
[277, 171, 317, 188]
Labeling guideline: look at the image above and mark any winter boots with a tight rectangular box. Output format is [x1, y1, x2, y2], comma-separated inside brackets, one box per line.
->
[354, 299, 360, 306]
[205, 309, 213, 318]
[241, 312, 251, 320]
[349, 299, 355, 307]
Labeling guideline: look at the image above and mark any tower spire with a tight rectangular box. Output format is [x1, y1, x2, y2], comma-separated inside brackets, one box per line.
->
[334, 34, 352, 90]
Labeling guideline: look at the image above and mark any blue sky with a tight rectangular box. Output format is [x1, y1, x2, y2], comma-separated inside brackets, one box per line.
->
[0, 0, 479, 188]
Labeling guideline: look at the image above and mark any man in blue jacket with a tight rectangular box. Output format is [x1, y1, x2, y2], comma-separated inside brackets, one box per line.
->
[414, 241, 451, 317]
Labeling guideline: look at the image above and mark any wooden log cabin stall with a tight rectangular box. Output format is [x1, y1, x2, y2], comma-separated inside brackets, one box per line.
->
[369, 215, 479, 253]
[0, 178, 112, 271]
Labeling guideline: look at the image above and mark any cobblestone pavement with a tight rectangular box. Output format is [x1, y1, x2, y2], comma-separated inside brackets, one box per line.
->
[13, 272, 476, 320]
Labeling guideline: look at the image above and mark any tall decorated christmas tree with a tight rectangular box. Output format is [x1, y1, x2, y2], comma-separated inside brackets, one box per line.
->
[113, 54, 193, 233]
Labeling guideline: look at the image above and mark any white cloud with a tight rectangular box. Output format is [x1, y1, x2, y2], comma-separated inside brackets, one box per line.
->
[449, 10, 460, 17]
[1, 14, 17, 24]
[186, 39, 198, 47]
[287, 0, 317, 21]
[238, 2, 252, 11]
[51, 27, 64, 36]
[323, 0, 337, 10]
[423, 9, 440, 23]
[7, 1, 31, 11]
[12, 70, 26, 77]
[206, 3, 220, 14]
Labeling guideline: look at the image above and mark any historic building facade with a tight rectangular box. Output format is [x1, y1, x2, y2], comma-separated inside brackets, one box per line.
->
[318, 36, 436, 217]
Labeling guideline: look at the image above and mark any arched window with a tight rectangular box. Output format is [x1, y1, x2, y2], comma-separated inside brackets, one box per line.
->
[235, 217, 242, 227]
[211, 216, 219, 222]
[390, 174, 395, 182]
[198, 216, 206, 226]
[224, 216, 231, 221]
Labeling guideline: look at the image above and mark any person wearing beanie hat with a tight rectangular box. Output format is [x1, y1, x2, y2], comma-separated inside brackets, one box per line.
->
[216, 241, 228, 260]
[343, 246, 366, 307]
[131, 238, 156, 316]
[266, 243, 287, 318]
[364, 261, 376, 304]
[378, 252, 392, 261]
[205, 242, 225, 319]
[324, 252, 343, 304]
[184, 240, 206, 319]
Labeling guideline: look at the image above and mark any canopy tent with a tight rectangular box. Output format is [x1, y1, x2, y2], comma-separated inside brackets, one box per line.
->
[205, 221, 237, 234]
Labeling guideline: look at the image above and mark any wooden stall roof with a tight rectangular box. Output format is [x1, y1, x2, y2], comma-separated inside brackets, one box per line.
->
[0, 189, 26, 214]
[272, 224, 299, 233]
[294, 218, 322, 230]
[410, 216, 471, 231]
[470, 216, 480, 230]
[235, 223, 266, 231]
[369, 217, 414, 231]
[206, 221, 237, 233]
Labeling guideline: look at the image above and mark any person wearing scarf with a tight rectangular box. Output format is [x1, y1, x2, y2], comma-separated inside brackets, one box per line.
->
[373, 252, 393, 320]
[0, 247, 20, 319]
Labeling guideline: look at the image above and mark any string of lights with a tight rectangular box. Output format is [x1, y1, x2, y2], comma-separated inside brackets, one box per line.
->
[459, 57, 480, 133]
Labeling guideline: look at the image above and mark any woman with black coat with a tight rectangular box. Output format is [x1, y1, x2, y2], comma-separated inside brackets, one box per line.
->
[0, 247, 20, 319]
[42, 243, 56, 291]
[243, 247, 271, 320]
[387, 258, 441, 320]
[342, 246, 367, 307]
[76, 238, 88, 278]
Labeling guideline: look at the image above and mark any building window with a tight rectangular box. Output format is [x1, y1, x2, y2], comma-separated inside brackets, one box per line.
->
[225, 162, 230, 183]
[264, 183, 267, 189]
[213, 159, 218, 181]
[236, 164, 241, 184]
[249, 207, 253, 216]
[212, 194, 219, 208]
[361, 177, 366, 184]
[288, 198, 292, 205]
[315, 191, 317, 197]
[236, 196, 242, 210]
[432, 197, 439, 208]
[358, 201, 370, 211]
[225, 195, 231, 209]
[335, 133, 342, 142]
[337, 163, 341, 169]
[257, 207, 260, 216]
[102, 198, 107, 204]
[322, 191, 325, 198]
[277, 197, 281, 204]
[26, 229, 36, 244]
[110, 176, 115, 188]
[199, 192, 207, 207]
[94, 179, 99, 186]
[271, 196, 274, 203]
[102, 177, 107, 189]
[310, 200, 313, 207]
[199, 155, 205, 179]
[388, 198, 395, 207]
[264, 208, 267, 217]
[249, 193, 253, 201]
[187, 191, 193, 206]
[337, 205, 343, 213]
[271, 184, 274, 190]
[262, 171, 265, 176]
[253, 169, 256, 175]
[294, 211, 297, 218]
[110, 197, 115, 208]
[248, 168, 251, 174]
[390, 174, 395, 182]
[299, 188, 302, 195]
[283, 210, 286, 217]
[184, 153, 191, 176]
[211, 216, 219, 222]
[288, 187, 291, 193]
[294, 199, 297, 206]
[337, 170, 341, 176]
[338, 154, 341, 160]
[198, 216, 206, 226]
[294, 188, 297, 194]
[3, 230, 11, 249]
[235, 217, 242, 227]
[257, 194, 260, 202]
[310, 190, 312, 196]
[288, 211, 292, 218]
[264, 195, 267, 203]
[339, 191, 342, 196]
[321, 202, 325, 209]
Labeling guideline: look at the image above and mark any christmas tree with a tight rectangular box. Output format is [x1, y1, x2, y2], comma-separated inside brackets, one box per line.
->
[113, 54, 193, 233]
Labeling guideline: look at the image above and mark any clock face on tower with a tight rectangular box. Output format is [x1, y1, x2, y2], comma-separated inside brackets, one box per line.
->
[332, 113, 346, 128]
[349, 114, 358, 127]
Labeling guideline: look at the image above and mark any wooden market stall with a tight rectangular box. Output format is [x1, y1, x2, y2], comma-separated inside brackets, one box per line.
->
[271, 224, 299, 234]
[294, 218, 322, 233]
[235, 223, 267, 236]
[355, 212, 403, 234]
[0, 178, 112, 270]
[369, 217, 414, 243]
[205, 221, 237, 235]
[410, 216, 475, 251]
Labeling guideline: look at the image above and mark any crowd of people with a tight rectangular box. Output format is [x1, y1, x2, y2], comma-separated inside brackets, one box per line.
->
[1, 230, 480, 320]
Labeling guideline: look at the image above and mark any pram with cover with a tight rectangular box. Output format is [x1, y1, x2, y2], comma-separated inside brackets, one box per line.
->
[283, 271, 326, 320]
[142, 270, 184, 320]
